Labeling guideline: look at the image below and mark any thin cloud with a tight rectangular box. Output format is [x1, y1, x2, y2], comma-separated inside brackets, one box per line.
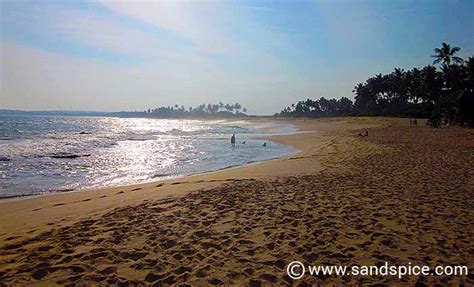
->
[98, 0, 240, 54]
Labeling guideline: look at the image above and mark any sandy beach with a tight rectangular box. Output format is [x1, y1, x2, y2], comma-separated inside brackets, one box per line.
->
[0, 117, 472, 286]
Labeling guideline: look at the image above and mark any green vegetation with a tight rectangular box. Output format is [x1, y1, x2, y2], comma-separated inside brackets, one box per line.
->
[114, 102, 247, 118]
[278, 43, 474, 127]
[278, 97, 354, 118]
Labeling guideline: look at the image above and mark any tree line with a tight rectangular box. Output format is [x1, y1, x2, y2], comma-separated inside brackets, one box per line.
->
[278, 97, 354, 118]
[277, 43, 474, 126]
[113, 102, 247, 118]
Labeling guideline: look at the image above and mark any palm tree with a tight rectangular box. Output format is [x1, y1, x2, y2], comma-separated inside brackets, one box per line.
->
[432, 42, 464, 66]
[420, 65, 443, 104]
[224, 104, 233, 112]
[234, 102, 242, 114]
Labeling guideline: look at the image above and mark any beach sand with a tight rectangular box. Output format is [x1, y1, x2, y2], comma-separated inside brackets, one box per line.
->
[0, 117, 472, 285]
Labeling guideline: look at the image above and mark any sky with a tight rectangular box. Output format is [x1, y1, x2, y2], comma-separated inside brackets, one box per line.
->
[1, 0, 473, 114]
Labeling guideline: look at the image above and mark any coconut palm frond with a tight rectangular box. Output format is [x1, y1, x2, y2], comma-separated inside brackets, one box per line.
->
[453, 56, 464, 64]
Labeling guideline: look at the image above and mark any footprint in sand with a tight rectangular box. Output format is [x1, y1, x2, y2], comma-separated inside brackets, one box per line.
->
[171, 181, 187, 185]
[5, 235, 20, 241]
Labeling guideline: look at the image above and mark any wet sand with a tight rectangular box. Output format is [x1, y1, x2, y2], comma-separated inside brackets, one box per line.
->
[0, 117, 472, 285]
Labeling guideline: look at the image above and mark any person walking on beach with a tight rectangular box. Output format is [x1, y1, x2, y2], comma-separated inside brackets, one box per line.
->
[231, 134, 236, 147]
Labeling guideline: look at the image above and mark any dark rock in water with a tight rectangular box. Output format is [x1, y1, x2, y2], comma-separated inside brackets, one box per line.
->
[51, 154, 79, 159]
[0, 156, 10, 162]
[152, 173, 170, 178]
[51, 153, 90, 159]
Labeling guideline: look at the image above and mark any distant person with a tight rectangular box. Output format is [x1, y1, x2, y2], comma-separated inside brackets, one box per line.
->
[231, 134, 236, 147]
[262, 142, 267, 147]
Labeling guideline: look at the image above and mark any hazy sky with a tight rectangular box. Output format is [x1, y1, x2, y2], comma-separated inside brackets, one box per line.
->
[1, 0, 473, 114]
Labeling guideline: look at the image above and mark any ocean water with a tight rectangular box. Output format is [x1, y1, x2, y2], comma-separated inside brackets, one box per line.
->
[0, 116, 297, 199]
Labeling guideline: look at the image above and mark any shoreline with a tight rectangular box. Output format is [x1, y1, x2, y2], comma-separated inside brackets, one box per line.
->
[0, 134, 299, 204]
[0, 146, 300, 204]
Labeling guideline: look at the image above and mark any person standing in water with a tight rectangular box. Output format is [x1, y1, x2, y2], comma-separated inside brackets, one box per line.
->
[231, 134, 236, 147]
